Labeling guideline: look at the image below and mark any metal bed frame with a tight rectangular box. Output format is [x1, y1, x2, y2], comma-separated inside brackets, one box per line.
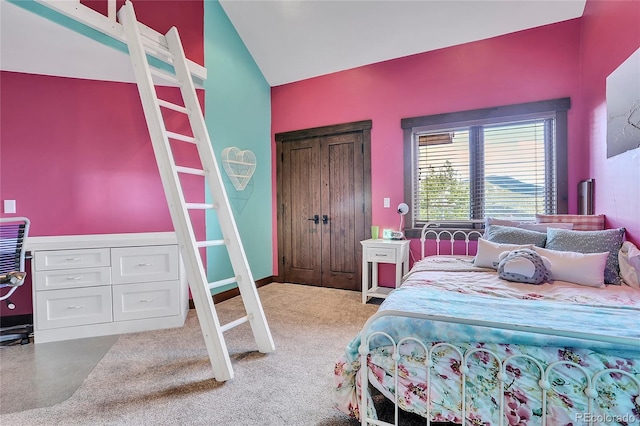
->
[356, 225, 640, 426]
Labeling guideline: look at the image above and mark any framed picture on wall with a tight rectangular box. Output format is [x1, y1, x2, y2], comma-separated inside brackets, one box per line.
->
[606, 47, 640, 158]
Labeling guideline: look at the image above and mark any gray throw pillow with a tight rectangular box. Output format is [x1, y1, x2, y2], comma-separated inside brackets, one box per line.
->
[545, 227, 626, 285]
[485, 225, 547, 247]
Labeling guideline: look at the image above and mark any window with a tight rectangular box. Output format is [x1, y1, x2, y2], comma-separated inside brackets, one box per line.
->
[402, 98, 570, 237]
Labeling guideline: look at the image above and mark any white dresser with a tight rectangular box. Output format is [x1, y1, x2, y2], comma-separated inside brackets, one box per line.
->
[26, 232, 189, 344]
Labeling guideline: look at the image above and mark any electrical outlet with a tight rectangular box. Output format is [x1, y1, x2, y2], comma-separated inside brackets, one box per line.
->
[4, 200, 16, 214]
[383, 198, 390, 208]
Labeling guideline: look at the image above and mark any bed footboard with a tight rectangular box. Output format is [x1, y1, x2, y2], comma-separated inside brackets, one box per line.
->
[357, 311, 640, 426]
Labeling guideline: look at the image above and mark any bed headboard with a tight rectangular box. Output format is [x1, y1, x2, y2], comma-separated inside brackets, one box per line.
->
[420, 224, 483, 258]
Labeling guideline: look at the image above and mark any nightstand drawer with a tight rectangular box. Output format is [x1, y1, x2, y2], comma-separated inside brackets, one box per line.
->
[35, 248, 110, 271]
[36, 286, 112, 330]
[366, 247, 397, 263]
[35, 267, 111, 291]
[111, 245, 179, 284]
[112, 281, 181, 321]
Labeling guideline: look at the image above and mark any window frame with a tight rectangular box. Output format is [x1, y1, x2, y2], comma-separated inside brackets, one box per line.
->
[402, 98, 570, 239]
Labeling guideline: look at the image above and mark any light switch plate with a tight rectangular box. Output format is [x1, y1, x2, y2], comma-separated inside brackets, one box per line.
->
[383, 198, 390, 208]
[4, 200, 16, 214]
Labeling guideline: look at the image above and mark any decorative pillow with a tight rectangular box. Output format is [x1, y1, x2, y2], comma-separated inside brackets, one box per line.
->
[485, 225, 547, 247]
[473, 238, 534, 269]
[534, 247, 608, 288]
[517, 222, 574, 232]
[544, 227, 626, 284]
[485, 217, 523, 228]
[485, 217, 573, 233]
[497, 249, 551, 285]
[619, 241, 640, 289]
[535, 214, 605, 231]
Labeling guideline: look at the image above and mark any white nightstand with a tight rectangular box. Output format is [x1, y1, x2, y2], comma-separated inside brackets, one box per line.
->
[361, 239, 410, 304]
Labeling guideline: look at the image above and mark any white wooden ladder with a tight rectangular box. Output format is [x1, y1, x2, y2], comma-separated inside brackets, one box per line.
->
[118, 0, 274, 382]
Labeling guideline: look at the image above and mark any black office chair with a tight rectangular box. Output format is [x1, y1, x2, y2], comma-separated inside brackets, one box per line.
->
[1, 217, 32, 345]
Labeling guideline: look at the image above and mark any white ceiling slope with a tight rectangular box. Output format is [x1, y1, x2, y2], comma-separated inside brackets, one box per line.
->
[220, 0, 587, 87]
[1, 0, 586, 87]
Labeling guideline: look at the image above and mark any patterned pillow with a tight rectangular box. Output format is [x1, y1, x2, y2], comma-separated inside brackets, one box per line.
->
[497, 249, 551, 285]
[535, 214, 605, 231]
[545, 227, 626, 284]
[485, 225, 547, 247]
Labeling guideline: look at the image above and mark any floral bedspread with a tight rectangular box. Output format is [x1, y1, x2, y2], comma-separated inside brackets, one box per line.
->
[334, 258, 640, 425]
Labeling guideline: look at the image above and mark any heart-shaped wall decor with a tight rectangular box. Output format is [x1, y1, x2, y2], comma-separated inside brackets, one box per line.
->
[221, 147, 256, 191]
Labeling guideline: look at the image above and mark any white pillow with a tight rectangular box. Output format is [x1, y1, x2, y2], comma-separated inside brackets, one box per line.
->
[474, 239, 534, 269]
[534, 247, 609, 288]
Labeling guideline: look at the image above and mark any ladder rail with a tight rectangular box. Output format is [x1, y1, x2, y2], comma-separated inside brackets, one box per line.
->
[119, 1, 234, 381]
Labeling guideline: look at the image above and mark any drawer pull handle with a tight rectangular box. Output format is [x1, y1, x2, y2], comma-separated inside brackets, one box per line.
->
[67, 276, 83, 280]
[374, 254, 386, 257]
[139, 298, 154, 303]
[138, 263, 153, 267]
[66, 257, 82, 261]
[67, 305, 84, 310]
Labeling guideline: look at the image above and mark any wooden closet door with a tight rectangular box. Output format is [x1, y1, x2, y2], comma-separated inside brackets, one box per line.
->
[320, 132, 365, 290]
[281, 138, 322, 286]
[276, 120, 371, 291]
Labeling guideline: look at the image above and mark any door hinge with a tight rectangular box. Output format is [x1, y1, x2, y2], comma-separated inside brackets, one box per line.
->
[282, 255, 285, 265]
[361, 143, 364, 154]
[281, 152, 284, 162]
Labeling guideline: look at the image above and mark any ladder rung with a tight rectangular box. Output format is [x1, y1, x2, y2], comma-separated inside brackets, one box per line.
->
[166, 131, 197, 144]
[141, 38, 173, 63]
[185, 203, 216, 210]
[220, 316, 249, 333]
[149, 66, 178, 83]
[138, 20, 172, 57]
[197, 239, 227, 248]
[208, 276, 239, 291]
[158, 99, 188, 114]
[175, 166, 206, 176]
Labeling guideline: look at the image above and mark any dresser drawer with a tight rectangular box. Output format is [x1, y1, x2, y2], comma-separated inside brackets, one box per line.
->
[366, 247, 397, 263]
[36, 286, 112, 330]
[35, 248, 111, 271]
[111, 245, 179, 284]
[112, 281, 181, 321]
[35, 267, 111, 291]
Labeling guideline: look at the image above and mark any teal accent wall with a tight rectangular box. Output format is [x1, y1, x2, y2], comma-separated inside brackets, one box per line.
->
[203, 1, 273, 291]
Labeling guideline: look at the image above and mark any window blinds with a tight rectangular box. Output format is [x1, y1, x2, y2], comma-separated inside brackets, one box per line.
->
[415, 117, 556, 223]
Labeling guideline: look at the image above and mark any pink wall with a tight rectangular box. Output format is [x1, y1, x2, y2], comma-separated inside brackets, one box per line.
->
[580, 0, 640, 245]
[0, 1, 204, 317]
[271, 19, 583, 273]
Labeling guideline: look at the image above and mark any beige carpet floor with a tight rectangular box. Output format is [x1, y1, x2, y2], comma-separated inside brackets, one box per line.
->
[0, 283, 380, 425]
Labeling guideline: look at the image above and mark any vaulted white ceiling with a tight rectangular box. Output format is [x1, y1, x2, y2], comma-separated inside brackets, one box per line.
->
[1, 0, 586, 87]
[220, 0, 587, 86]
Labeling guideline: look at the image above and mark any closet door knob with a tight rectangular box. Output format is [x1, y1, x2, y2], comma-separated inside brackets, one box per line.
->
[307, 215, 319, 224]
[322, 215, 329, 224]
